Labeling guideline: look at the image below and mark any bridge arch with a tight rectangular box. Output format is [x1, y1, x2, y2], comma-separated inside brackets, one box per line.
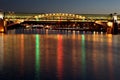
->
[26, 13, 86, 22]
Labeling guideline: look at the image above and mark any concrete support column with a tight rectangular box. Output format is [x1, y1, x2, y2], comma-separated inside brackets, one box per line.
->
[112, 13, 119, 34]
[112, 21, 118, 34]
[107, 13, 119, 34]
[3, 20, 7, 33]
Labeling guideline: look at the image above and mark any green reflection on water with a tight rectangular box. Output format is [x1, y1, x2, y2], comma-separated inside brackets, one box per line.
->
[35, 34, 40, 80]
[81, 35, 86, 80]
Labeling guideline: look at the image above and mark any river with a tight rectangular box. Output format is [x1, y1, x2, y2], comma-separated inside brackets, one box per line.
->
[0, 30, 120, 80]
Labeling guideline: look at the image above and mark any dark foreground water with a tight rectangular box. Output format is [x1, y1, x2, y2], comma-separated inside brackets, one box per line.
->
[0, 30, 120, 80]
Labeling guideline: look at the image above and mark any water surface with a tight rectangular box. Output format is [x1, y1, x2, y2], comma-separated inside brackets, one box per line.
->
[0, 31, 120, 80]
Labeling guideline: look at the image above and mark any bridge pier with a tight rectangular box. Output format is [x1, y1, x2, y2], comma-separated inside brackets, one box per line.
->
[112, 21, 118, 34]
[107, 13, 119, 34]
[0, 19, 8, 33]
[0, 11, 8, 33]
[112, 13, 119, 34]
[107, 22, 118, 34]
[3, 21, 7, 33]
[0, 11, 4, 33]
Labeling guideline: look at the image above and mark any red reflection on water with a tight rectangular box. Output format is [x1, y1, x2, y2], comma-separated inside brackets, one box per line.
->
[107, 35, 114, 80]
[20, 34, 24, 76]
[57, 35, 63, 80]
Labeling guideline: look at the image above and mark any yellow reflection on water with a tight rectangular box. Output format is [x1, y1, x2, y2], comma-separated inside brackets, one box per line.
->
[20, 34, 24, 76]
[106, 34, 112, 43]
[0, 34, 4, 71]
[92, 34, 98, 79]
[107, 35, 114, 80]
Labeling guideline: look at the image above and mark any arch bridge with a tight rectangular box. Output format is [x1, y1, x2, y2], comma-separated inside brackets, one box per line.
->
[25, 13, 86, 22]
[1, 12, 119, 32]
[21, 13, 109, 31]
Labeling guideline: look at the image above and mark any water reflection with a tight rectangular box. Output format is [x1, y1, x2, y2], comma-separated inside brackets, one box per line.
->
[0, 34, 4, 71]
[72, 33, 77, 80]
[81, 35, 86, 80]
[1, 33, 120, 80]
[57, 35, 63, 80]
[44, 34, 49, 77]
[35, 35, 40, 80]
[107, 34, 114, 80]
[20, 34, 24, 78]
[92, 34, 98, 80]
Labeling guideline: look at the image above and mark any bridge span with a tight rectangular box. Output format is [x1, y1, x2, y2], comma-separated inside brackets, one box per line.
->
[0, 12, 120, 34]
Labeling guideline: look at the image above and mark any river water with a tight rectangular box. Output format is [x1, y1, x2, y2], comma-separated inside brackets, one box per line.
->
[0, 30, 120, 80]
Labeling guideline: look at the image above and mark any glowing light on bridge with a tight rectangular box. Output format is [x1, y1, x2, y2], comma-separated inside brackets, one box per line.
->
[113, 13, 117, 21]
[65, 13, 68, 16]
[107, 22, 113, 27]
[117, 21, 120, 24]
[113, 16, 117, 21]
[95, 21, 103, 25]
[0, 28, 4, 32]
[21, 13, 86, 22]
[46, 14, 48, 16]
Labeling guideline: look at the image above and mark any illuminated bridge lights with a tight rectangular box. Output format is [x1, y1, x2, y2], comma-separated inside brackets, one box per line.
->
[0, 28, 4, 33]
[4, 12, 120, 23]
[28, 13, 86, 22]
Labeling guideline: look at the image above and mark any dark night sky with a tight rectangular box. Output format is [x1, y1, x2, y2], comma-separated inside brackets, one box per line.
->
[0, 0, 120, 14]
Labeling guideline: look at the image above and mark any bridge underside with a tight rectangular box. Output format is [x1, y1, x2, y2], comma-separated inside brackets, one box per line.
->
[19, 21, 107, 32]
